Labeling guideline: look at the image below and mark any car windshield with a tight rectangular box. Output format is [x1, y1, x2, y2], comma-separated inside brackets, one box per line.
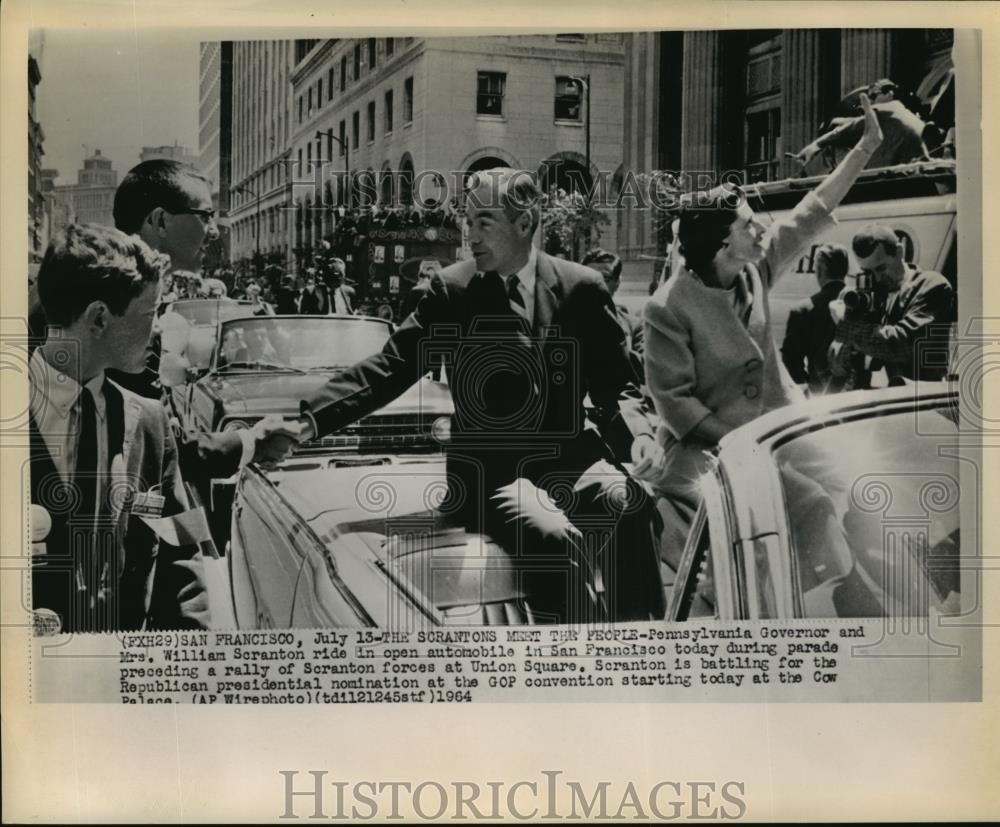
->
[772, 403, 961, 618]
[170, 299, 254, 327]
[216, 316, 391, 371]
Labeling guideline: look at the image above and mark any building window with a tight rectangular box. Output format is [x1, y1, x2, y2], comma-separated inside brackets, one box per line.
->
[298, 95, 304, 123]
[340, 56, 347, 91]
[554, 76, 582, 121]
[477, 71, 505, 116]
[339, 120, 347, 154]
[404, 76, 414, 122]
[297, 147, 303, 173]
[743, 32, 783, 183]
[307, 87, 313, 116]
[327, 68, 334, 100]
[367, 100, 376, 142]
[385, 37, 395, 58]
[384, 89, 394, 134]
[367, 38, 377, 70]
[352, 111, 360, 149]
[353, 44, 362, 80]
[318, 78, 323, 106]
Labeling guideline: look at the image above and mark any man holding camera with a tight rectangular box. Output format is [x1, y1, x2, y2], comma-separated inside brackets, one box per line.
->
[286, 168, 666, 622]
[830, 224, 953, 383]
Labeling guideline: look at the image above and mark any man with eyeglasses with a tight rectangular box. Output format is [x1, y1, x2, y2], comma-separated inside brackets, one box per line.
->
[829, 223, 953, 383]
[109, 160, 303, 497]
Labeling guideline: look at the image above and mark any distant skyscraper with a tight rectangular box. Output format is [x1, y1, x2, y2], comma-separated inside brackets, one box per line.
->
[140, 141, 197, 164]
[52, 149, 119, 228]
[199, 41, 233, 266]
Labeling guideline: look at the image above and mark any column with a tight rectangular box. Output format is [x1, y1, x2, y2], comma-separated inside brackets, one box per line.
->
[840, 29, 893, 95]
[680, 31, 723, 173]
[782, 29, 837, 177]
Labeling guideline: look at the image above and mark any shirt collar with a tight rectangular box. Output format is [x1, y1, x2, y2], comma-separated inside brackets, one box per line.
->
[30, 347, 106, 421]
[513, 246, 538, 295]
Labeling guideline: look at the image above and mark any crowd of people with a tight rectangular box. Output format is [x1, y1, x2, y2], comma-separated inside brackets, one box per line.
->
[28, 85, 956, 633]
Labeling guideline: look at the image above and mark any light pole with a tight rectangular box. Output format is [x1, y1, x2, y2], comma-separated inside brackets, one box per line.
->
[231, 182, 261, 276]
[316, 128, 350, 208]
[568, 74, 591, 185]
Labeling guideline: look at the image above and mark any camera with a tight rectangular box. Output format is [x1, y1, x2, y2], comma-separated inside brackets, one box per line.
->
[841, 273, 883, 317]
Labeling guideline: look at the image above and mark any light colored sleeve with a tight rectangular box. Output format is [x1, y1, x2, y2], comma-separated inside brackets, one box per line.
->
[762, 191, 838, 286]
[643, 297, 713, 441]
[237, 429, 256, 468]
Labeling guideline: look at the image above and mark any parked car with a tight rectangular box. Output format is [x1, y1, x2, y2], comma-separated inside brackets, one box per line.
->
[668, 383, 962, 621]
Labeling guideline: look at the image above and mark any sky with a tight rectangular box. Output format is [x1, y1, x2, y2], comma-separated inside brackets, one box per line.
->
[32, 28, 202, 185]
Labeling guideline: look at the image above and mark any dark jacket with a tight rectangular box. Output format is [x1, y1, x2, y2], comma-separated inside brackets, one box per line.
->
[30, 379, 204, 631]
[781, 279, 846, 393]
[835, 268, 954, 382]
[302, 252, 653, 524]
[298, 285, 330, 315]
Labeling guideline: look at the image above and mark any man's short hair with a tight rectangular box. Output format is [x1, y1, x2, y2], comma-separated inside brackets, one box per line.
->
[582, 248, 623, 279]
[37, 224, 169, 327]
[467, 167, 541, 233]
[852, 224, 901, 259]
[329, 257, 346, 273]
[113, 159, 211, 234]
[814, 243, 850, 281]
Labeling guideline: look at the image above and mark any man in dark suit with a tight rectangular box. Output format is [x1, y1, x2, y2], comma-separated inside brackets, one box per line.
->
[298, 270, 331, 314]
[109, 159, 300, 489]
[290, 169, 666, 622]
[781, 243, 866, 393]
[30, 224, 210, 633]
[831, 223, 954, 382]
[326, 257, 357, 315]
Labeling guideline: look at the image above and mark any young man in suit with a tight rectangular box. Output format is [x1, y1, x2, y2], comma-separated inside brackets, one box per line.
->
[287, 168, 666, 622]
[30, 224, 210, 632]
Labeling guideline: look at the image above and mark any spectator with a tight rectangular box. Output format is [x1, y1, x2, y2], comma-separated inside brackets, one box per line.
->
[29, 224, 211, 632]
[582, 248, 644, 382]
[298, 270, 331, 314]
[781, 243, 867, 393]
[327, 257, 356, 315]
[274, 273, 300, 314]
[830, 223, 953, 383]
[791, 79, 929, 171]
[245, 279, 275, 316]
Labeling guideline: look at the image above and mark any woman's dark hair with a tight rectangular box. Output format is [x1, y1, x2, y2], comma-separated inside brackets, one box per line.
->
[676, 185, 765, 277]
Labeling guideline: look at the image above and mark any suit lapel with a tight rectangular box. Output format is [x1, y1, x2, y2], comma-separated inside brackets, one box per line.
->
[533, 253, 561, 337]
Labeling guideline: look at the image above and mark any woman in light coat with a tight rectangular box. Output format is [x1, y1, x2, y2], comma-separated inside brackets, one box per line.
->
[639, 94, 884, 565]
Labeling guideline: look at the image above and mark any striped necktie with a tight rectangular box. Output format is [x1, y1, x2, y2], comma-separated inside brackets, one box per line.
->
[505, 273, 530, 325]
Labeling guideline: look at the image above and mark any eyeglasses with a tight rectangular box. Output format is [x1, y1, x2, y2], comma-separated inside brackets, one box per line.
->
[172, 207, 217, 222]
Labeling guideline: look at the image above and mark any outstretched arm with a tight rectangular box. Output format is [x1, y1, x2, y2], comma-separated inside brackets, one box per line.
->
[812, 93, 883, 210]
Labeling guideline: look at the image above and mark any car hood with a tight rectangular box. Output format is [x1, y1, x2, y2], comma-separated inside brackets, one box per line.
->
[211, 371, 454, 417]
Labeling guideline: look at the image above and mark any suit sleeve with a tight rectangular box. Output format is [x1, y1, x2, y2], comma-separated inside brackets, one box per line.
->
[175, 428, 244, 481]
[781, 306, 810, 384]
[815, 115, 865, 150]
[643, 298, 713, 441]
[835, 274, 953, 365]
[302, 272, 450, 436]
[583, 283, 655, 444]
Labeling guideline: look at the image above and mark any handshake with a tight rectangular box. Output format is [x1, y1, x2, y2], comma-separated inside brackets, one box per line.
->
[247, 414, 315, 470]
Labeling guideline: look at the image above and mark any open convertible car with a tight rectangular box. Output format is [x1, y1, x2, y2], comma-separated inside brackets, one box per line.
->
[668, 383, 963, 621]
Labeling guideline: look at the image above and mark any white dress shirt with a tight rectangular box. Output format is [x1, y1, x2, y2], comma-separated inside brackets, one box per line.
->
[29, 346, 109, 490]
[508, 246, 537, 329]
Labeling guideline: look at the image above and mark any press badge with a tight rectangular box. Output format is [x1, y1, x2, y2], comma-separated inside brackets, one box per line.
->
[129, 490, 166, 518]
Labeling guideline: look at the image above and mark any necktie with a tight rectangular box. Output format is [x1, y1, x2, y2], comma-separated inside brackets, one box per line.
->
[505, 273, 530, 326]
[73, 387, 99, 630]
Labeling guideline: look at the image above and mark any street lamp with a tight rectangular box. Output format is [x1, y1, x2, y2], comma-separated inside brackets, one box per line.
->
[231, 182, 261, 276]
[316, 128, 350, 207]
[568, 74, 591, 186]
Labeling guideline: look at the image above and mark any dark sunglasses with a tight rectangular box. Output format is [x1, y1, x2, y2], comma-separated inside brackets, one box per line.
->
[172, 207, 216, 221]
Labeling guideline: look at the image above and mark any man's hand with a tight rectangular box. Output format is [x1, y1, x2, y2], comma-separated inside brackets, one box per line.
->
[829, 298, 847, 325]
[173, 557, 212, 628]
[251, 414, 310, 469]
[788, 142, 821, 167]
[857, 92, 883, 155]
[630, 433, 664, 483]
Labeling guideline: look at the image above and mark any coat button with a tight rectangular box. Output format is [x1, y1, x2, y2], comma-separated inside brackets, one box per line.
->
[745, 358, 761, 370]
[744, 384, 760, 399]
